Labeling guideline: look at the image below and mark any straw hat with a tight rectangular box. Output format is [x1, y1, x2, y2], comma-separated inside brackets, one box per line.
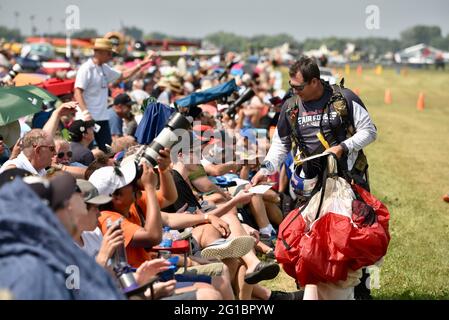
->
[92, 38, 116, 53]
[157, 76, 183, 94]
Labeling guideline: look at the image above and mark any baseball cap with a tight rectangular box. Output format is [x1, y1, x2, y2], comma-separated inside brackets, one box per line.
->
[76, 179, 112, 205]
[88, 159, 137, 196]
[113, 93, 134, 106]
[23, 173, 79, 211]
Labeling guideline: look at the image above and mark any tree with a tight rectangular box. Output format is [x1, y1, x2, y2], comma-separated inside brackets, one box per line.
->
[250, 34, 301, 51]
[400, 25, 442, 48]
[0, 26, 22, 41]
[145, 32, 171, 40]
[205, 31, 248, 52]
[72, 28, 99, 38]
[123, 26, 143, 40]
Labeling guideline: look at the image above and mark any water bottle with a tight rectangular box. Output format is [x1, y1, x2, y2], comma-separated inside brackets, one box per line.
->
[169, 229, 181, 241]
[106, 218, 139, 293]
[106, 218, 128, 270]
[159, 226, 173, 248]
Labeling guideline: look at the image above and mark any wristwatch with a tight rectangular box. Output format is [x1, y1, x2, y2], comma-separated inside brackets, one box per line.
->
[260, 161, 274, 175]
[54, 163, 64, 171]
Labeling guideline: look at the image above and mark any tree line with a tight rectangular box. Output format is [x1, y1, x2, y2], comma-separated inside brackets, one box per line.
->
[1, 25, 448, 56]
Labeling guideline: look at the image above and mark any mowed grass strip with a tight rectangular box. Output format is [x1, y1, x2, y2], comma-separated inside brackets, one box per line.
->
[263, 67, 449, 299]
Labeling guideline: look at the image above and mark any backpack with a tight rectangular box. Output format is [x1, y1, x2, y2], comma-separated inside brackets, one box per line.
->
[274, 155, 390, 286]
[285, 79, 369, 185]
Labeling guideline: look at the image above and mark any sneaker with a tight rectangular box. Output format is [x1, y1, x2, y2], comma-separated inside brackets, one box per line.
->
[244, 261, 280, 284]
[201, 236, 255, 260]
[443, 194, 449, 203]
[269, 290, 304, 300]
[354, 269, 373, 300]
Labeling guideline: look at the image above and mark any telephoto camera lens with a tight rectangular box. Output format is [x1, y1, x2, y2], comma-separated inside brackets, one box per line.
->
[140, 112, 192, 167]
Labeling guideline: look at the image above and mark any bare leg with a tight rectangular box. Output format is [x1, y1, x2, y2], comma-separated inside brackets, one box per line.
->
[211, 264, 235, 300]
[192, 224, 223, 248]
[264, 201, 283, 226]
[251, 284, 271, 300]
[255, 240, 273, 254]
[249, 195, 270, 230]
[177, 283, 223, 300]
[203, 192, 227, 204]
[235, 263, 253, 300]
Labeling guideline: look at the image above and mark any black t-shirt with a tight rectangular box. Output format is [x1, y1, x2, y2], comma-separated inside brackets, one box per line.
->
[163, 170, 201, 213]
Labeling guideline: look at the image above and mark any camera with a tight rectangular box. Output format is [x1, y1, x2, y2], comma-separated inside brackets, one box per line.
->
[226, 88, 255, 117]
[135, 112, 192, 167]
[1, 63, 22, 86]
[218, 58, 240, 81]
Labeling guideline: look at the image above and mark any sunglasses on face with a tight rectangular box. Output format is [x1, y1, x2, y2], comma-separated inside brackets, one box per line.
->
[36, 145, 56, 152]
[289, 80, 310, 92]
[57, 151, 73, 159]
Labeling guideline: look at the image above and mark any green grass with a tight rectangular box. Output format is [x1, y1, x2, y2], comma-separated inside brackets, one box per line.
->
[264, 67, 449, 299]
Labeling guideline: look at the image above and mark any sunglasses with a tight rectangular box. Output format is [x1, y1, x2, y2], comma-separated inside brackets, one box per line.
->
[289, 80, 309, 92]
[36, 145, 56, 152]
[57, 151, 73, 159]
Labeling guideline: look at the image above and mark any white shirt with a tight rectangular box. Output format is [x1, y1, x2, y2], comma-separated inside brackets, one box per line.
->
[77, 227, 103, 258]
[75, 59, 121, 121]
[0, 152, 47, 176]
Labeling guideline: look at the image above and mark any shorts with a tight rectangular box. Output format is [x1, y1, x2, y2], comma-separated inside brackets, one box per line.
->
[160, 290, 197, 300]
[175, 262, 224, 277]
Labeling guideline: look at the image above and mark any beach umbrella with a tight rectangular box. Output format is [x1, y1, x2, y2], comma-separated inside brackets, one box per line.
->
[0, 86, 44, 126]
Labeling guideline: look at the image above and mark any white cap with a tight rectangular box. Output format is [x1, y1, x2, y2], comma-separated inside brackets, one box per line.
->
[88, 159, 137, 196]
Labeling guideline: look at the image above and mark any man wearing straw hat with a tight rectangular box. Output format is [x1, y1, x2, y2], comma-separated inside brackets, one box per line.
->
[74, 38, 155, 152]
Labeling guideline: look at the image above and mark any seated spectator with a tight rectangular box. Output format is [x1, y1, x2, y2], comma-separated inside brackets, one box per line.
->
[47, 137, 87, 179]
[169, 145, 280, 286]
[130, 79, 150, 106]
[89, 158, 232, 299]
[111, 136, 137, 155]
[68, 120, 96, 166]
[74, 179, 226, 300]
[0, 129, 55, 176]
[108, 93, 137, 140]
[0, 169, 124, 299]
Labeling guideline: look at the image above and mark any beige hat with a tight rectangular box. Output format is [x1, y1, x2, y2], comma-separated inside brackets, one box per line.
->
[92, 38, 116, 53]
[157, 76, 183, 94]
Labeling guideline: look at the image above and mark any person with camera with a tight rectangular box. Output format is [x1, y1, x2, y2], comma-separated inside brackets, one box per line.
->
[74, 38, 156, 152]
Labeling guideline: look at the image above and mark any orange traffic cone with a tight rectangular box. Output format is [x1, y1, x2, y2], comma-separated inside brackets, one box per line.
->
[356, 65, 363, 76]
[417, 92, 425, 111]
[384, 89, 392, 104]
[354, 88, 361, 96]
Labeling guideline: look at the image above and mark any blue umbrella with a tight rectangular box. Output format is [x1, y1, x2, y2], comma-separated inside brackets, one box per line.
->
[134, 101, 175, 145]
[175, 79, 239, 108]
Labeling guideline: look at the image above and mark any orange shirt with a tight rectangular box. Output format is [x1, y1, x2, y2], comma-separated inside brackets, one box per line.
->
[97, 190, 164, 268]
[98, 210, 149, 268]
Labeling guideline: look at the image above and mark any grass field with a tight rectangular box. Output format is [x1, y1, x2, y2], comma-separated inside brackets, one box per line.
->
[263, 66, 449, 299]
